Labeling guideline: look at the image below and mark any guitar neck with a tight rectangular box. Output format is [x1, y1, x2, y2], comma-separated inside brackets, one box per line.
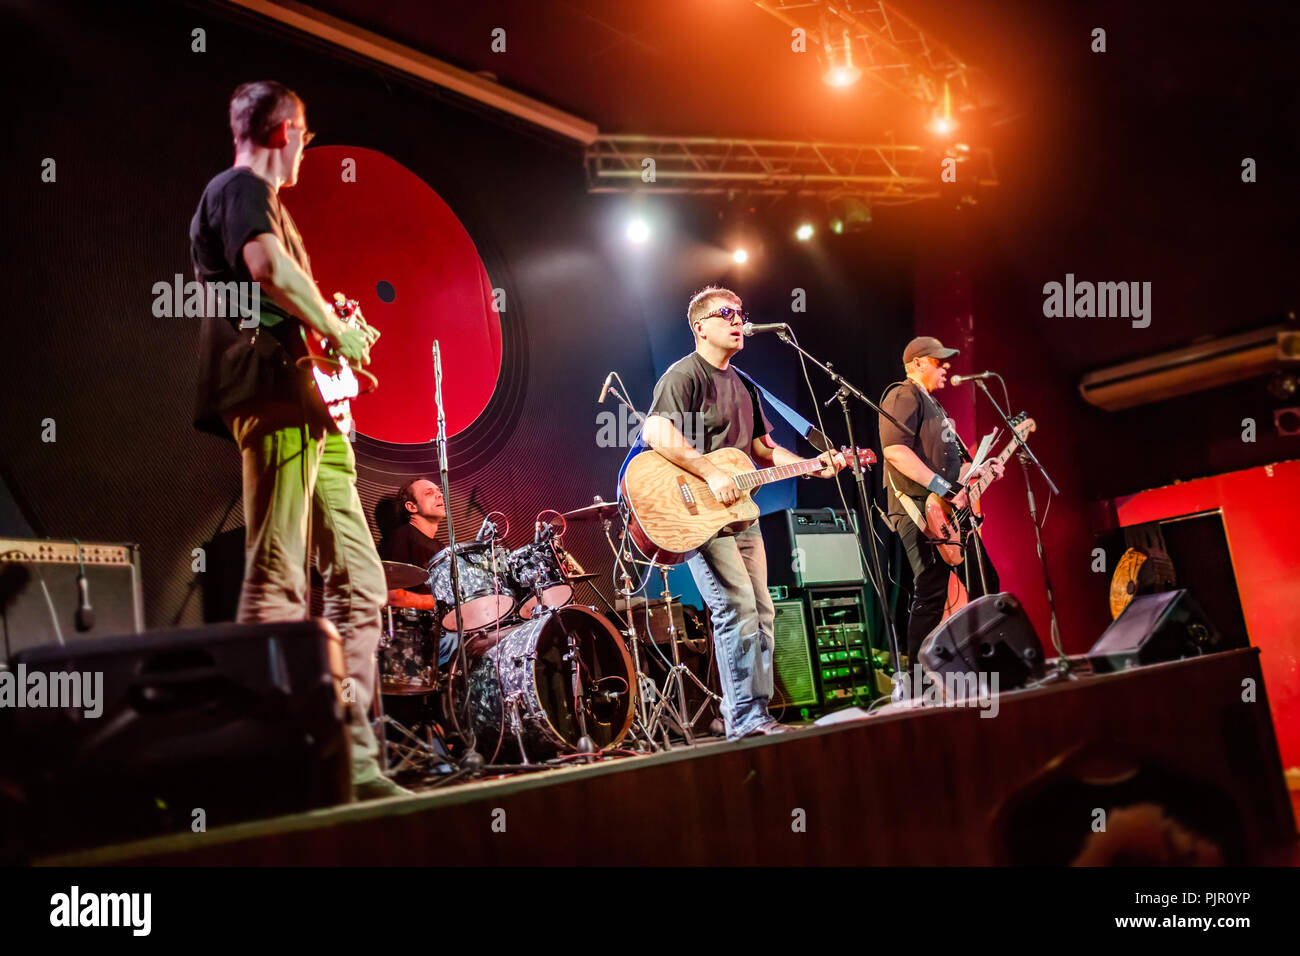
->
[969, 436, 1024, 500]
[732, 456, 824, 491]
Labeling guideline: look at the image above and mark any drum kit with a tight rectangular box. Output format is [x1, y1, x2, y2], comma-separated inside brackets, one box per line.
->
[372, 498, 718, 777]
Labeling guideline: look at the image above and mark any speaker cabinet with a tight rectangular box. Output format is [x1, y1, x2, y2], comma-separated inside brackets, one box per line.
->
[772, 599, 819, 707]
[919, 593, 1046, 696]
[0, 619, 352, 859]
[1088, 589, 1225, 674]
[0, 539, 143, 663]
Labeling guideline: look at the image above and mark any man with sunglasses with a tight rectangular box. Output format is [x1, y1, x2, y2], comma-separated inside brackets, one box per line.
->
[640, 287, 846, 739]
[190, 81, 404, 799]
[878, 337, 1004, 673]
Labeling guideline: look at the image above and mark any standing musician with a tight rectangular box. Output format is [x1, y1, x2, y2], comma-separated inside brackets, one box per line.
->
[380, 477, 459, 668]
[190, 81, 407, 799]
[640, 287, 846, 739]
[878, 336, 1004, 671]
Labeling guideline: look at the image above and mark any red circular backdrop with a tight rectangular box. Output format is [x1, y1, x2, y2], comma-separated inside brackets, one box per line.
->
[286, 146, 501, 443]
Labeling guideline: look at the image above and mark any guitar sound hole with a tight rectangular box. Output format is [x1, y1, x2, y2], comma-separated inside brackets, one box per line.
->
[376, 280, 396, 303]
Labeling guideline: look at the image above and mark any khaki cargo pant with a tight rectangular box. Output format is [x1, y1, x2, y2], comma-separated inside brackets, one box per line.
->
[225, 405, 388, 787]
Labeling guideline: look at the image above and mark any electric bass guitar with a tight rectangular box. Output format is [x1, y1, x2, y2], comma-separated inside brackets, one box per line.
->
[292, 292, 379, 437]
[621, 445, 875, 564]
[925, 414, 1036, 566]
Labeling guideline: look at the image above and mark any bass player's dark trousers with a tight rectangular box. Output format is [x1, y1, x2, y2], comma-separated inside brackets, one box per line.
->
[897, 515, 1000, 665]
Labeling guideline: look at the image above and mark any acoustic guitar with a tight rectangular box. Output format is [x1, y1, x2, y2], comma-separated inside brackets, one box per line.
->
[621, 445, 875, 564]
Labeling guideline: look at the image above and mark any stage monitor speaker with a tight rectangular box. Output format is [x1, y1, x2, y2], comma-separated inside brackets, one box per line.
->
[761, 509, 866, 588]
[1087, 589, 1224, 674]
[0, 619, 351, 860]
[0, 538, 143, 664]
[918, 593, 1046, 696]
[772, 599, 819, 707]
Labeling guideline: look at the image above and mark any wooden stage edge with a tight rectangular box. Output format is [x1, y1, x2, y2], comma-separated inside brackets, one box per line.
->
[39, 648, 1297, 866]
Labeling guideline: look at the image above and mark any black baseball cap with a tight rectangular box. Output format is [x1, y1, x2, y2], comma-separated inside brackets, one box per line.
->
[903, 335, 960, 363]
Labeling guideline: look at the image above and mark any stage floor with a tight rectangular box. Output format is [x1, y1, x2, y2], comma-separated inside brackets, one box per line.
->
[37, 648, 1297, 867]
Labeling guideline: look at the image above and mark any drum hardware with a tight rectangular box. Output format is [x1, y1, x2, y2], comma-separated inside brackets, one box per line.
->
[431, 337, 483, 772]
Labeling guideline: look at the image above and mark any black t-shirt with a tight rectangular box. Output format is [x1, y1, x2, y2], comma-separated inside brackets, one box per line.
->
[878, 380, 966, 528]
[189, 166, 325, 438]
[380, 522, 445, 594]
[647, 352, 773, 456]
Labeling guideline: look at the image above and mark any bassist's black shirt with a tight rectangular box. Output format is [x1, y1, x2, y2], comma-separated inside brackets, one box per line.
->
[189, 166, 325, 439]
[878, 380, 966, 530]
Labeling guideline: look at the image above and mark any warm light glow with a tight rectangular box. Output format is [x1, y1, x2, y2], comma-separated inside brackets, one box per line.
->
[825, 64, 861, 88]
[822, 30, 861, 87]
[928, 115, 956, 136]
[626, 218, 650, 243]
[795, 223, 815, 241]
[732, 248, 749, 264]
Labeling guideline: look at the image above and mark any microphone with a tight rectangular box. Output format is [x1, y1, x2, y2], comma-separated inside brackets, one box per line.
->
[597, 372, 614, 403]
[741, 322, 789, 336]
[950, 371, 997, 385]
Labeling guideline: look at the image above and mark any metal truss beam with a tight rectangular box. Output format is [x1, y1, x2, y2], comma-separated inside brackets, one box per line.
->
[754, 0, 983, 111]
[584, 135, 997, 203]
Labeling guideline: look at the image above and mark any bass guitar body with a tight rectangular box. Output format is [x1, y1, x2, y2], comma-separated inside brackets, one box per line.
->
[924, 493, 967, 566]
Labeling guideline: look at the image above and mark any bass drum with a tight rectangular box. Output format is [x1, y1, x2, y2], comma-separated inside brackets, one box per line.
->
[451, 607, 635, 761]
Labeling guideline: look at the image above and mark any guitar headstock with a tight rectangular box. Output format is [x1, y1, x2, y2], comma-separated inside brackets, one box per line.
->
[1009, 413, 1037, 441]
[838, 446, 877, 467]
[330, 292, 363, 326]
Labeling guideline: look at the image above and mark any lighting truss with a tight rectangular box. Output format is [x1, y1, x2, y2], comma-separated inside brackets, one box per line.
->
[584, 135, 997, 202]
[754, 0, 985, 111]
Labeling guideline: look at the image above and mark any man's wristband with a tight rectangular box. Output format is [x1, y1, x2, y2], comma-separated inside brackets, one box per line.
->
[926, 474, 954, 498]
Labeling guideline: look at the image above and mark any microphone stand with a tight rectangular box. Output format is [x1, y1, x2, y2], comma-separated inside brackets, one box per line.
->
[432, 340, 485, 773]
[769, 328, 913, 691]
[971, 377, 1070, 679]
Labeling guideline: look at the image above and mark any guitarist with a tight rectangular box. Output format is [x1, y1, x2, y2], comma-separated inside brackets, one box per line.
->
[641, 287, 846, 739]
[878, 337, 1004, 671]
[190, 81, 405, 799]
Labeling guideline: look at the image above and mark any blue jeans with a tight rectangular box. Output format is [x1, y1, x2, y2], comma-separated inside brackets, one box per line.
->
[687, 523, 776, 739]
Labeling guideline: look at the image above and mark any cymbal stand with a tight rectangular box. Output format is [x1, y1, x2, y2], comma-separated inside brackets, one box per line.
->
[653, 563, 720, 735]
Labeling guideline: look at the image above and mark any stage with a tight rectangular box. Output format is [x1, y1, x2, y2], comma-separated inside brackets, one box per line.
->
[38, 648, 1296, 867]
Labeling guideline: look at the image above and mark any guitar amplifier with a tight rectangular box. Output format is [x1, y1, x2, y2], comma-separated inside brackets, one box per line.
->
[0, 539, 143, 664]
[760, 509, 866, 589]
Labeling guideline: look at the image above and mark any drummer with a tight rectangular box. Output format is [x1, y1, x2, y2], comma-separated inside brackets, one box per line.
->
[381, 477, 459, 666]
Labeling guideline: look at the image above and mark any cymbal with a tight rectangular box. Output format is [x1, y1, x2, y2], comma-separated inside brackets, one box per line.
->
[382, 561, 427, 589]
[563, 500, 621, 522]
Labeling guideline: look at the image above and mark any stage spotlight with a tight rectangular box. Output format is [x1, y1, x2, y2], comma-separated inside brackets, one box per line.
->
[795, 222, 815, 241]
[928, 80, 957, 136]
[830, 218, 844, 235]
[823, 30, 861, 88]
[732, 248, 749, 264]
[625, 218, 650, 244]
[928, 114, 956, 136]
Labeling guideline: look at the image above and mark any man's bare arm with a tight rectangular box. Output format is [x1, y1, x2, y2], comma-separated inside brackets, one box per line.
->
[242, 234, 343, 340]
[641, 413, 724, 482]
[883, 444, 942, 488]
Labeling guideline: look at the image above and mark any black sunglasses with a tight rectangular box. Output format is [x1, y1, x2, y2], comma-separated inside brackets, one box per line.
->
[702, 307, 748, 324]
